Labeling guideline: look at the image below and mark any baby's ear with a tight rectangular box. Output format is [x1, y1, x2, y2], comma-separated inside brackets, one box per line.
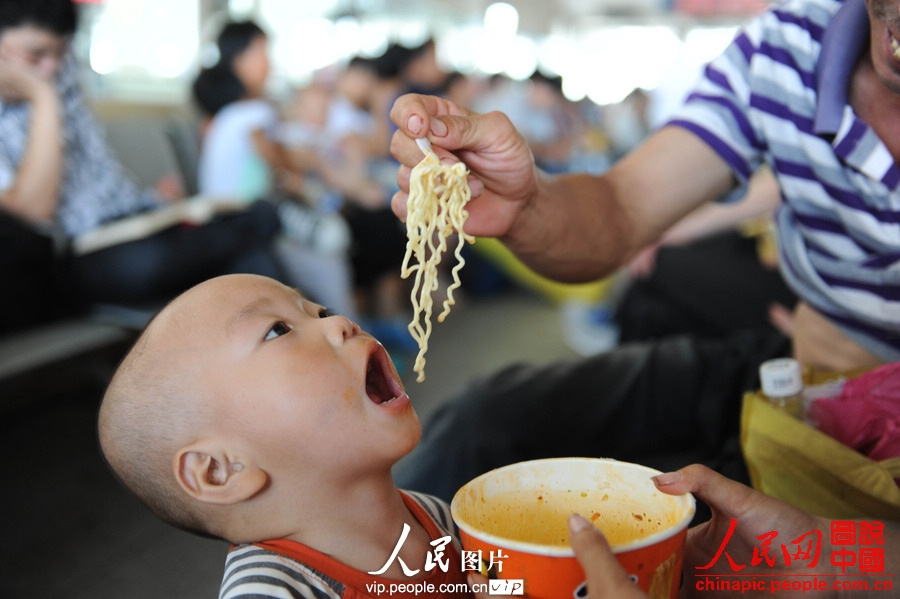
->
[174, 440, 267, 505]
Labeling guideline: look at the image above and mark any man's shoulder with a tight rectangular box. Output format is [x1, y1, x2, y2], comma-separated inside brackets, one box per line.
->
[771, 0, 845, 15]
[715, 0, 845, 70]
[756, 0, 844, 30]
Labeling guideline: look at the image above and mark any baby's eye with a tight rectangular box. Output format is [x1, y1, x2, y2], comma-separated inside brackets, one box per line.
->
[264, 321, 292, 341]
[318, 307, 333, 319]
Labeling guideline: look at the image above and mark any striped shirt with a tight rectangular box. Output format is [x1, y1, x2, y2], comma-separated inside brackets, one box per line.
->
[668, 0, 900, 361]
[218, 491, 472, 599]
[0, 53, 159, 237]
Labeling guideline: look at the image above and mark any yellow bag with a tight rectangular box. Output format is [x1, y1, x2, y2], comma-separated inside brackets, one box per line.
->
[741, 390, 900, 520]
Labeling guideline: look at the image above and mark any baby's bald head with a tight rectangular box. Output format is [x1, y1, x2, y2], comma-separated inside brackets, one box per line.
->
[98, 280, 225, 536]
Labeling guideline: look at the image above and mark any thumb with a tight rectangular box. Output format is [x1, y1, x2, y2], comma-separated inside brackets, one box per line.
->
[569, 514, 639, 597]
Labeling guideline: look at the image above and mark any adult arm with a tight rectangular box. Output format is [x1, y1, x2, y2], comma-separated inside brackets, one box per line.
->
[628, 166, 780, 277]
[251, 127, 308, 196]
[390, 93, 736, 283]
[650, 166, 778, 248]
[252, 127, 293, 173]
[0, 60, 63, 223]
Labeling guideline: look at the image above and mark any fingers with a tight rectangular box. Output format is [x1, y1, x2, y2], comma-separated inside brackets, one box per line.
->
[653, 465, 752, 515]
[473, 515, 647, 599]
[391, 190, 409, 222]
[389, 93, 435, 138]
[390, 93, 471, 136]
[389, 93, 462, 165]
[569, 514, 643, 598]
[626, 245, 659, 278]
[654, 464, 802, 529]
[390, 93, 520, 166]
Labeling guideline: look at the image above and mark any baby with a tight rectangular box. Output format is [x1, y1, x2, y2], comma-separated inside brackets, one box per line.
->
[98, 273, 472, 598]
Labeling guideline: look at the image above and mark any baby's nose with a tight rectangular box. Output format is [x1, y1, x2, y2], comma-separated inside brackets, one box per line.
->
[327, 315, 360, 343]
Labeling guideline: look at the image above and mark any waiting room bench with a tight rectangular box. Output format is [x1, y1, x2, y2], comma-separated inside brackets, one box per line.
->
[0, 317, 135, 410]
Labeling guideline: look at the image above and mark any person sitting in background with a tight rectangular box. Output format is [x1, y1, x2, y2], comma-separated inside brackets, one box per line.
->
[0, 0, 287, 315]
[98, 273, 471, 599]
[368, 40, 449, 160]
[438, 71, 487, 111]
[519, 70, 585, 174]
[194, 20, 294, 202]
[192, 19, 357, 320]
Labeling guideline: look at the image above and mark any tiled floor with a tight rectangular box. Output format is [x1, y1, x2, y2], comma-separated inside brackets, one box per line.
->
[2, 286, 576, 599]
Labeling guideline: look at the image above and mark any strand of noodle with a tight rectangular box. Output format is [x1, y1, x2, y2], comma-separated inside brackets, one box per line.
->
[402, 154, 440, 379]
[400, 143, 473, 381]
[438, 163, 473, 322]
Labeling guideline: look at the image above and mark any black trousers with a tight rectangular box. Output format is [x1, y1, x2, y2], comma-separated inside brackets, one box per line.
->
[344, 205, 408, 290]
[63, 200, 285, 305]
[0, 210, 61, 332]
[616, 232, 797, 343]
[394, 329, 791, 509]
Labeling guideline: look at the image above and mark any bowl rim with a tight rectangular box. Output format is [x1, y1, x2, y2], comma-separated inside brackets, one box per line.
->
[450, 457, 697, 557]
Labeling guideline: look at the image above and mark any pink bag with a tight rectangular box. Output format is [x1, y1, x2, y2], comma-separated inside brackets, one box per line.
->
[807, 362, 900, 461]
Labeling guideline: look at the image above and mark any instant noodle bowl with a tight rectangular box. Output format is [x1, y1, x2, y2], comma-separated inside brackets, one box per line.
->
[451, 457, 695, 599]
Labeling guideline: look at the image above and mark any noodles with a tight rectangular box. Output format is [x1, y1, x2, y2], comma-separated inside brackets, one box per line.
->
[401, 139, 474, 382]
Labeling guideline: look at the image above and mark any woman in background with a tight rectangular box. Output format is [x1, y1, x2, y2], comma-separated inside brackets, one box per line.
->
[0, 0, 287, 327]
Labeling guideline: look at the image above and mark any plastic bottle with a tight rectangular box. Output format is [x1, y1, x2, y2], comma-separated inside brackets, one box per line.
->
[759, 358, 805, 419]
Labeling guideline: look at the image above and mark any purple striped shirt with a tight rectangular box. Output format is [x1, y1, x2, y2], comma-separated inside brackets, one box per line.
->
[668, 0, 900, 361]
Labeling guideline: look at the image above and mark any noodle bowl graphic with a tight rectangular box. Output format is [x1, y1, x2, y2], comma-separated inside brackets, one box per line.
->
[401, 138, 474, 382]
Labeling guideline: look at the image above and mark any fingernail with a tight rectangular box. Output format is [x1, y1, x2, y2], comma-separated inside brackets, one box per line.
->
[430, 118, 448, 137]
[569, 513, 592, 534]
[468, 178, 484, 197]
[407, 114, 424, 135]
[652, 471, 682, 486]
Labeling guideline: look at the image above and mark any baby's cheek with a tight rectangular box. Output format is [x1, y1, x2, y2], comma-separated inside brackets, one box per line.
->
[341, 386, 356, 405]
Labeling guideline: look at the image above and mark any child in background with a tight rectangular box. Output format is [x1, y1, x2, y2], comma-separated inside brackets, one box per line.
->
[98, 273, 472, 598]
[278, 80, 386, 210]
[280, 63, 418, 353]
[192, 21, 357, 321]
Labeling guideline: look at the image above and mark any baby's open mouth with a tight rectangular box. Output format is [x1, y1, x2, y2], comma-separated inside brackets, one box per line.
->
[365, 345, 403, 405]
[892, 30, 900, 61]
